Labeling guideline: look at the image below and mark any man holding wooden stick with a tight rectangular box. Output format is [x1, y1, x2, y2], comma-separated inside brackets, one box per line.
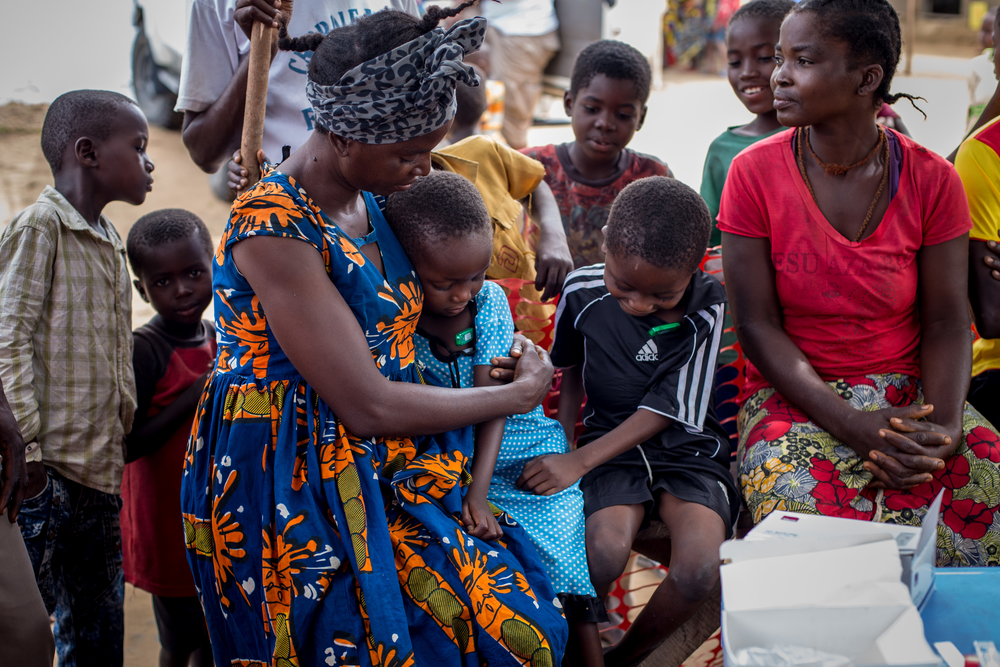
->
[176, 0, 418, 186]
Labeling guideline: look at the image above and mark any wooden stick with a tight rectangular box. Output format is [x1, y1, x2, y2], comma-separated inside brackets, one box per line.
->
[239, 0, 294, 188]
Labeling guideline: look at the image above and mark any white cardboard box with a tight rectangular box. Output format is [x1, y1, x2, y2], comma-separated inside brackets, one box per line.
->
[719, 493, 945, 667]
[743, 491, 943, 609]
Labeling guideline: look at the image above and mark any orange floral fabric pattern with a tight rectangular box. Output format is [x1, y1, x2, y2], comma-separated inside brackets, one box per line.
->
[182, 171, 567, 666]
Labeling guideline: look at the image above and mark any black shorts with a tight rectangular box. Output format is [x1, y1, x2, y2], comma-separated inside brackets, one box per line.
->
[152, 594, 211, 656]
[580, 442, 740, 537]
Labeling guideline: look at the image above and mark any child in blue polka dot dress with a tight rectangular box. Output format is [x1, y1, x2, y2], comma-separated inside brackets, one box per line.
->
[385, 170, 605, 667]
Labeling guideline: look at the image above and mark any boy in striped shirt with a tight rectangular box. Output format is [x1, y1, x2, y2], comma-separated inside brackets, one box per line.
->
[517, 177, 738, 665]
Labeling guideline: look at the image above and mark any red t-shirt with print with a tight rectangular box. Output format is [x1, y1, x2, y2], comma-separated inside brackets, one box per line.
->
[717, 129, 971, 397]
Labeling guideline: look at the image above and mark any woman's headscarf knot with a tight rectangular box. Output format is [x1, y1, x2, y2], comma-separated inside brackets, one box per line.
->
[306, 17, 486, 144]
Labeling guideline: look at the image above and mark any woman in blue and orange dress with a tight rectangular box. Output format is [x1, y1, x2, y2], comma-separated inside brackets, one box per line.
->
[179, 6, 568, 666]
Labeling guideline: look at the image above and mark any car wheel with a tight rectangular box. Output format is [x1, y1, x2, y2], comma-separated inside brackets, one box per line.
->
[131, 29, 183, 130]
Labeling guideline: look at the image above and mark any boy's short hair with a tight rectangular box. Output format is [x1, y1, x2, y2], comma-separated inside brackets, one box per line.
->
[570, 40, 652, 103]
[604, 177, 710, 273]
[41, 90, 140, 174]
[729, 0, 795, 27]
[384, 170, 491, 257]
[127, 209, 214, 277]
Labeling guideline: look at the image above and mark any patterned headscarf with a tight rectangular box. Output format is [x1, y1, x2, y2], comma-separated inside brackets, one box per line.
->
[306, 17, 486, 144]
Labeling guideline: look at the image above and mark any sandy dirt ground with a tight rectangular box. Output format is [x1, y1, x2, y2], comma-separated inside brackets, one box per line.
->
[0, 53, 977, 664]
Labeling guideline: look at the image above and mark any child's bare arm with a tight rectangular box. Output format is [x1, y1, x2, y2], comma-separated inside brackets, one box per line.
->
[556, 365, 584, 445]
[463, 366, 507, 541]
[517, 409, 671, 496]
[526, 181, 572, 300]
[125, 372, 209, 463]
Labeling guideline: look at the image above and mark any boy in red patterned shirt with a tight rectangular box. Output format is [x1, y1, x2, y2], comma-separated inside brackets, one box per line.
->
[522, 40, 672, 269]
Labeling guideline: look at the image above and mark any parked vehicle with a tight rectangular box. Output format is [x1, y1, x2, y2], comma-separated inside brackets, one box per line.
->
[131, 0, 185, 129]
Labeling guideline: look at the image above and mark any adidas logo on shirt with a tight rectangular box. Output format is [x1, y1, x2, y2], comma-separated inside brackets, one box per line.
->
[636, 340, 658, 362]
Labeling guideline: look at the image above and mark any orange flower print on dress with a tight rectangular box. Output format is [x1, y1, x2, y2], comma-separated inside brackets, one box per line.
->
[375, 274, 422, 370]
[396, 450, 467, 506]
[446, 528, 557, 666]
[217, 291, 270, 378]
[211, 464, 250, 612]
[336, 234, 368, 270]
[390, 514, 475, 655]
[218, 175, 311, 266]
[262, 511, 321, 667]
[370, 643, 416, 667]
[379, 436, 418, 479]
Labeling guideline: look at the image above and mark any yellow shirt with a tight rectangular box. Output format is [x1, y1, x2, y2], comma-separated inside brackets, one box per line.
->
[956, 115, 1000, 376]
[432, 136, 555, 341]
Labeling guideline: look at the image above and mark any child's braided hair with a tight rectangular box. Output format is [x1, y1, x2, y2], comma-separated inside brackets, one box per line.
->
[792, 0, 925, 115]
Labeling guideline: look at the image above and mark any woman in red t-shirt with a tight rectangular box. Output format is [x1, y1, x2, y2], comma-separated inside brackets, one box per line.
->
[719, 0, 1000, 566]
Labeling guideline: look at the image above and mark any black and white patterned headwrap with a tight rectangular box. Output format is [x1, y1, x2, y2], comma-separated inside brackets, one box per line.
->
[306, 17, 486, 144]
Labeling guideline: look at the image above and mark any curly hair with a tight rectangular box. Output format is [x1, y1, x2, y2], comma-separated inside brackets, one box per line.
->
[792, 0, 924, 114]
[729, 0, 795, 28]
[569, 40, 652, 103]
[40, 90, 139, 173]
[384, 170, 491, 258]
[278, 1, 480, 133]
[604, 177, 710, 273]
[127, 209, 214, 277]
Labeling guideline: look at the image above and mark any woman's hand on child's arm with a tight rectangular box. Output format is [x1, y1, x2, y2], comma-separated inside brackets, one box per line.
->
[488, 333, 526, 382]
[528, 181, 573, 301]
[517, 409, 672, 495]
[234, 237, 550, 436]
[489, 336, 556, 410]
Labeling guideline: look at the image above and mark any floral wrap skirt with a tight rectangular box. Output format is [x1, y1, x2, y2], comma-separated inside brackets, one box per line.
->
[738, 374, 1000, 567]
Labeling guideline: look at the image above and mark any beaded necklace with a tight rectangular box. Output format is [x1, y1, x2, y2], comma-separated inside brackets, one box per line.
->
[796, 126, 889, 243]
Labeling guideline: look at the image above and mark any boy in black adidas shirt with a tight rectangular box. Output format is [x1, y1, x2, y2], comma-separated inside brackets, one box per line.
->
[517, 177, 738, 665]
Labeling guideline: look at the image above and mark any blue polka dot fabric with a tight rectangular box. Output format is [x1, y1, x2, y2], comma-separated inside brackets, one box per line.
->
[415, 281, 597, 598]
